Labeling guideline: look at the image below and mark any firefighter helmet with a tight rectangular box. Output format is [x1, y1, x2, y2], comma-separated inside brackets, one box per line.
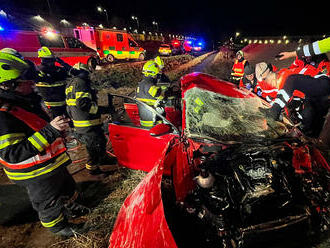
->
[73, 62, 90, 72]
[38, 46, 55, 58]
[142, 61, 160, 77]
[0, 48, 29, 84]
[154, 56, 164, 70]
[236, 50, 244, 58]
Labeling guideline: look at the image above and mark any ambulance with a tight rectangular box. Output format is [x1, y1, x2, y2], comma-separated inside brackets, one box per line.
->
[73, 27, 146, 63]
[0, 28, 98, 70]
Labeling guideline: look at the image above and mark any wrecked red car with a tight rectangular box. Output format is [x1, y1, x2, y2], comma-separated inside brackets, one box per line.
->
[108, 73, 330, 248]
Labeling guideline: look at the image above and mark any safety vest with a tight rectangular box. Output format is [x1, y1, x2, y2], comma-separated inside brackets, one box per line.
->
[231, 59, 246, 79]
[0, 104, 70, 183]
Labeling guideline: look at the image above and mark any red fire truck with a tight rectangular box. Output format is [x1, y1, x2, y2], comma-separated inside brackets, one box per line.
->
[73, 27, 146, 63]
[0, 28, 98, 69]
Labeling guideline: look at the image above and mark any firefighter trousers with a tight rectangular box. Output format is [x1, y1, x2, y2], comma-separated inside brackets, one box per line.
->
[25, 167, 76, 233]
[137, 103, 163, 128]
[76, 129, 107, 171]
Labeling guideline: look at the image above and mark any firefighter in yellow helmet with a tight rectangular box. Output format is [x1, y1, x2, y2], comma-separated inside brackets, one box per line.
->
[36, 46, 73, 118]
[65, 62, 117, 175]
[153, 56, 172, 87]
[136, 60, 171, 128]
[0, 48, 89, 237]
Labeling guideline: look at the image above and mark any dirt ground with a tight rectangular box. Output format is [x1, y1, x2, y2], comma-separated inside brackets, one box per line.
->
[0, 47, 329, 248]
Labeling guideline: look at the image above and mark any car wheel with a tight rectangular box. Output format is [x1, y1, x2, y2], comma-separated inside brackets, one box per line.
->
[87, 57, 97, 71]
[138, 53, 145, 61]
[107, 54, 115, 63]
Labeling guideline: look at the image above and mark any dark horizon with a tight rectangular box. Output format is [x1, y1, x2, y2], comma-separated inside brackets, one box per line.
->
[1, 0, 329, 41]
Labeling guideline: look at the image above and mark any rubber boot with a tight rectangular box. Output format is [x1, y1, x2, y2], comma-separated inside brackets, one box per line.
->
[54, 223, 83, 237]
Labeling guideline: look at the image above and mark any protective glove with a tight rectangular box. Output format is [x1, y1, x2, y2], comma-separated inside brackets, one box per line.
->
[55, 57, 72, 72]
[257, 90, 262, 96]
[245, 83, 251, 90]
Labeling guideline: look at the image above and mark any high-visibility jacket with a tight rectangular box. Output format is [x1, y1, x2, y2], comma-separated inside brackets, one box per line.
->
[289, 57, 326, 77]
[136, 77, 163, 106]
[136, 77, 164, 127]
[65, 76, 103, 133]
[231, 59, 247, 79]
[0, 92, 70, 185]
[296, 37, 330, 58]
[36, 64, 69, 109]
[255, 80, 279, 102]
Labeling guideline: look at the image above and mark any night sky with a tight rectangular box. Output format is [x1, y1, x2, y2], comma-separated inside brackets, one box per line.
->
[1, 0, 329, 41]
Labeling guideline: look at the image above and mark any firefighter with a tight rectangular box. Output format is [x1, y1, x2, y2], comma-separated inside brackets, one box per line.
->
[257, 62, 330, 136]
[65, 63, 116, 175]
[254, 62, 279, 102]
[230, 50, 249, 85]
[36, 46, 73, 118]
[0, 48, 88, 237]
[153, 56, 171, 86]
[239, 64, 258, 91]
[136, 60, 171, 128]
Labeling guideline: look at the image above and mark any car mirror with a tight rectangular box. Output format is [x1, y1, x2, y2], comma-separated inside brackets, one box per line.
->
[149, 123, 172, 137]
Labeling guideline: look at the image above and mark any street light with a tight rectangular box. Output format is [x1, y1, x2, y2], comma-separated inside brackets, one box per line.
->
[152, 21, 159, 31]
[60, 19, 70, 25]
[97, 6, 109, 27]
[131, 16, 139, 30]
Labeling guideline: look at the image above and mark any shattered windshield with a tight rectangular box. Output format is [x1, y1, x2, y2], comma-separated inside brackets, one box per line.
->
[184, 87, 286, 142]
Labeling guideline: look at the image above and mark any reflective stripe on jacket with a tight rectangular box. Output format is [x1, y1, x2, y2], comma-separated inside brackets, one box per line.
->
[65, 76, 102, 133]
[0, 104, 70, 184]
[136, 77, 163, 106]
[36, 67, 68, 108]
[231, 59, 246, 78]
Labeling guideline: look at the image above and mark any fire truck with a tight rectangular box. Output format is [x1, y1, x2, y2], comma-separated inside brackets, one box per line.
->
[73, 27, 146, 63]
[0, 28, 98, 70]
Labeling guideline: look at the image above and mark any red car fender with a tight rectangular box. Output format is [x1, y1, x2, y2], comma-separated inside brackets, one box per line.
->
[173, 139, 198, 201]
[109, 141, 178, 248]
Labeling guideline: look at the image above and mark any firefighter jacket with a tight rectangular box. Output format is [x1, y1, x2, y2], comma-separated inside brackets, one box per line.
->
[296, 37, 330, 59]
[0, 90, 71, 185]
[36, 64, 69, 109]
[255, 80, 278, 102]
[65, 74, 103, 134]
[231, 59, 248, 80]
[136, 76, 164, 106]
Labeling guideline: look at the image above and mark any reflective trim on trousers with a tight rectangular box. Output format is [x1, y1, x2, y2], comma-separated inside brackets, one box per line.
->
[41, 213, 65, 228]
[4, 153, 70, 181]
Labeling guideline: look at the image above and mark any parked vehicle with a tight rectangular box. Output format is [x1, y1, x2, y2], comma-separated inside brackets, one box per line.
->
[107, 73, 330, 248]
[171, 39, 183, 55]
[0, 29, 98, 70]
[158, 44, 172, 56]
[73, 27, 146, 63]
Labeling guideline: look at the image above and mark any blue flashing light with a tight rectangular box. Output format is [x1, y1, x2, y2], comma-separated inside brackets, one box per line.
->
[187, 41, 192, 45]
[198, 42, 202, 46]
[0, 25, 4, 31]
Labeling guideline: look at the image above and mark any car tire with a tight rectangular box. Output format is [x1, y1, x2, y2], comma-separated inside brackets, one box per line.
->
[87, 57, 97, 71]
[138, 53, 145, 61]
[107, 54, 115, 63]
